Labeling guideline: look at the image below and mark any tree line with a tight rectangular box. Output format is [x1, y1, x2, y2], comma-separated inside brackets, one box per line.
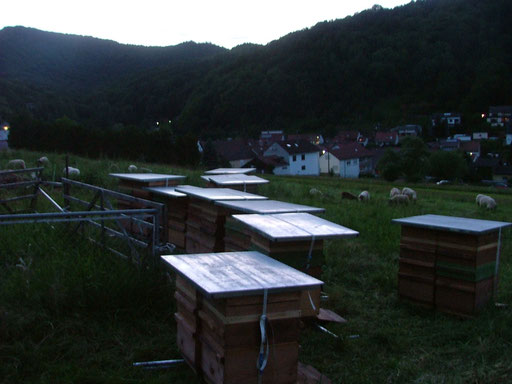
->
[8, 114, 200, 166]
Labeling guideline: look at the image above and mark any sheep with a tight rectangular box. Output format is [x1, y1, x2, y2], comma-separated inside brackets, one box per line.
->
[358, 190, 370, 202]
[390, 187, 401, 198]
[476, 194, 485, 205]
[128, 164, 138, 172]
[6, 159, 26, 170]
[389, 194, 410, 205]
[309, 188, 324, 197]
[63, 166, 80, 178]
[402, 187, 417, 202]
[341, 191, 357, 200]
[37, 156, 50, 166]
[477, 194, 496, 210]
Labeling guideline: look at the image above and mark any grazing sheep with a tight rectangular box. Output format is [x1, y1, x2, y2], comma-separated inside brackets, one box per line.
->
[341, 191, 357, 200]
[128, 164, 138, 172]
[390, 187, 401, 198]
[37, 156, 50, 166]
[402, 187, 417, 202]
[477, 195, 496, 210]
[389, 194, 410, 205]
[6, 159, 26, 170]
[358, 190, 370, 201]
[63, 166, 80, 178]
[309, 188, 323, 197]
[476, 194, 485, 205]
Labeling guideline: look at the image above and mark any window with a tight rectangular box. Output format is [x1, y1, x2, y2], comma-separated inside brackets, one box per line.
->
[293, 155, 296, 162]
[301, 165, 306, 170]
[301, 154, 305, 160]
[347, 160, 351, 165]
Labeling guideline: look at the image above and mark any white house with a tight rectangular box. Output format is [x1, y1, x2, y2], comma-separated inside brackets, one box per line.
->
[263, 140, 320, 176]
[319, 143, 371, 178]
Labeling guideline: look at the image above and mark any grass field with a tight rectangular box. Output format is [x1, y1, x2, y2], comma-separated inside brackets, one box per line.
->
[1, 149, 511, 383]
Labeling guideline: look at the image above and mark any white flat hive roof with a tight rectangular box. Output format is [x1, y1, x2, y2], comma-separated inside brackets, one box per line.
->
[175, 186, 267, 202]
[144, 186, 191, 198]
[216, 199, 325, 214]
[392, 214, 511, 234]
[205, 168, 256, 175]
[232, 213, 359, 241]
[161, 251, 323, 298]
[201, 174, 269, 185]
[109, 173, 186, 182]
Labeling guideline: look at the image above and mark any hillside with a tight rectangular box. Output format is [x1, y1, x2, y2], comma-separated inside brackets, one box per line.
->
[1, 0, 511, 138]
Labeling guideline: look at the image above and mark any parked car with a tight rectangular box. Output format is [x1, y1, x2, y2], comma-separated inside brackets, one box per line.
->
[494, 182, 509, 189]
[436, 180, 450, 185]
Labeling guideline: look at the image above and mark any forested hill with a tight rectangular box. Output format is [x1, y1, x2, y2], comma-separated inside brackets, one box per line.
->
[1, 0, 511, 139]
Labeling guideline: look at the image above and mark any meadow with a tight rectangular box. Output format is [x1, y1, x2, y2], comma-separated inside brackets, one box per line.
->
[1, 149, 511, 384]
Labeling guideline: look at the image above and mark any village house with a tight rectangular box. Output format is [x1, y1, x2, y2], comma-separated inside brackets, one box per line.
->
[375, 131, 399, 147]
[473, 132, 488, 140]
[391, 124, 422, 141]
[485, 106, 512, 127]
[431, 113, 462, 136]
[259, 130, 285, 146]
[287, 133, 324, 145]
[263, 140, 320, 176]
[319, 143, 371, 178]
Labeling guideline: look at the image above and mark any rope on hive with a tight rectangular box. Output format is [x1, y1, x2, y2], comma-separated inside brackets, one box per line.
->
[257, 289, 269, 384]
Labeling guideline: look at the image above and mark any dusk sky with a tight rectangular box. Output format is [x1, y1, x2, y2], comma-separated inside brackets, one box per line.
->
[2, 0, 410, 49]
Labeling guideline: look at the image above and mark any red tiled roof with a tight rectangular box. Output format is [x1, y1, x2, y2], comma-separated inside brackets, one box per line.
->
[330, 143, 372, 161]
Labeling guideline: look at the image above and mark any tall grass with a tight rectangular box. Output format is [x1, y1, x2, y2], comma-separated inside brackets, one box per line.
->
[1, 150, 511, 383]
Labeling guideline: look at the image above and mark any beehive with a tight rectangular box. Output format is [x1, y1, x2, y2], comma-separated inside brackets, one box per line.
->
[393, 214, 511, 316]
[175, 187, 267, 254]
[162, 251, 323, 384]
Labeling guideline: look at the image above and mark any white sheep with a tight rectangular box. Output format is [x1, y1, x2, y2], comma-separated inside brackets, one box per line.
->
[6, 159, 26, 170]
[390, 187, 401, 198]
[128, 164, 138, 172]
[358, 190, 370, 201]
[402, 187, 417, 202]
[309, 188, 324, 197]
[476, 194, 485, 205]
[389, 194, 410, 205]
[63, 166, 80, 178]
[37, 156, 50, 166]
[477, 195, 496, 210]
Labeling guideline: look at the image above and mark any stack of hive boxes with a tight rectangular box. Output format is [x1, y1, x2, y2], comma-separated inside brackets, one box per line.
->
[162, 251, 323, 384]
[201, 174, 269, 194]
[110, 173, 186, 202]
[394, 214, 511, 316]
[218, 200, 325, 254]
[230, 213, 359, 317]
[109, 173, 185, 239]
[144, 186, 197, 249]
[175, 187, 267, 254]
[435, 230, 500, 316]
[397, 225, 438, 307]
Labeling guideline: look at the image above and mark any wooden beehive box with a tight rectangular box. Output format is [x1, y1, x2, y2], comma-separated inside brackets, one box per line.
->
[175, 187, 267, 254]
[144, 186, 195, 249]
[231, 213, 358, 317]
[161, 251, 323, 384]
[393, 214, 511, 316]
[216, 200, 325, 254]
[201, 174, 269, 194]
[110, 173, 186, 201]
